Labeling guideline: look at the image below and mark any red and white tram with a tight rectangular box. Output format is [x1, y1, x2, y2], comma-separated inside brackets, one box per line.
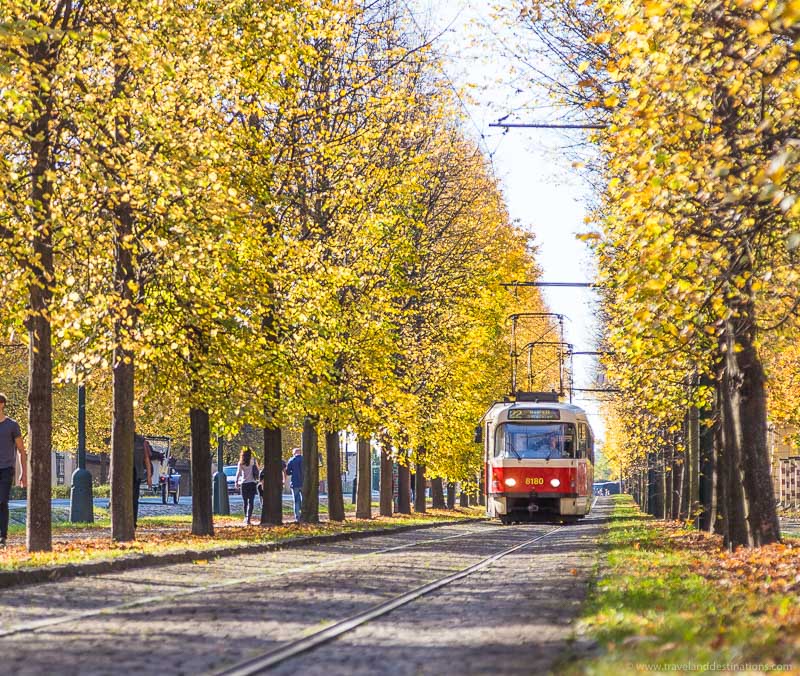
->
[478, 392, 594, 523]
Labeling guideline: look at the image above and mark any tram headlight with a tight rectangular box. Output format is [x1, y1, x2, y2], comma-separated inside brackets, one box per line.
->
[550, 478, 561, 488]
[504, 477, 517, 487]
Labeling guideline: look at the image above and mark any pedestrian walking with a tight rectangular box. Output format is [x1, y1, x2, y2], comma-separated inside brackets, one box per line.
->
[0, 393, 26, 547]
[236, 446, 259, 525]
[285, 447, 304, 522]
[133, 432, 153, 529]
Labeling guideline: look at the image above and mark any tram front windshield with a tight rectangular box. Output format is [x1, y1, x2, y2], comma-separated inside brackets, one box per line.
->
[495, 423, 575, 460]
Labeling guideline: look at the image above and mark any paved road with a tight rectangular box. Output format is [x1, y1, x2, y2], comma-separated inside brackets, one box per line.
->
[0, 498, 609, 675]
[8, 493, 373, 520]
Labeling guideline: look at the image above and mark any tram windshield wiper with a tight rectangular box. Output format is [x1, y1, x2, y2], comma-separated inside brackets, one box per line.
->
[507, 444, 522, 461]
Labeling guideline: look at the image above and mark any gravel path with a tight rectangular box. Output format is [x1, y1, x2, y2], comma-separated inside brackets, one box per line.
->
[0, 499, 611, 676]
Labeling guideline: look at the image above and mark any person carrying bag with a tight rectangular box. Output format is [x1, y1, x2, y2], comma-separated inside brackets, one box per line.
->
[235, 446, 259, 526]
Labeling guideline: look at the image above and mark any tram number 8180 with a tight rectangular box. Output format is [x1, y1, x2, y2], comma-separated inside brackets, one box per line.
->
[524, 477, 544, 486]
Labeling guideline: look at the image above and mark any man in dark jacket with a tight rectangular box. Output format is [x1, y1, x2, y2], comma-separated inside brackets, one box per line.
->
[285, 447, 303, 522]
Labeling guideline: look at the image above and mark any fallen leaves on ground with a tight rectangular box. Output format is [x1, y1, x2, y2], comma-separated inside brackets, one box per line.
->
[653, 521, 800, 596]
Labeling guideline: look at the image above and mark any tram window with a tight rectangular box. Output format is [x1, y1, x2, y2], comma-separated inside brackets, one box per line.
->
[495, 423, 576, 460]
[577, 423, 587, 459]
[563, 434, 574, 456]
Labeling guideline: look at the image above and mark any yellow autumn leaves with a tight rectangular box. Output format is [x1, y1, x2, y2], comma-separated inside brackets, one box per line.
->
[575, 0, 799, 479]
[0, 0, 552, 489]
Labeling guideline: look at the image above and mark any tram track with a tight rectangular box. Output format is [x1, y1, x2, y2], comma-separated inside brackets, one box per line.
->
[0, 522, 500, 639]
[781, 518, 800, 536]
[215, 525, 566, 676]
[0, 505, 610, 676]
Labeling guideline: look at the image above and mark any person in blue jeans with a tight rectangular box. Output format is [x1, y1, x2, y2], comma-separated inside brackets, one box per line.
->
[0, 393, 27, 547]
[285, 447, 304, 522]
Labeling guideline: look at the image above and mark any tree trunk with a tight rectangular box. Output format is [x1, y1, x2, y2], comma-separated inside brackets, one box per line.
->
[110, 49, 139, 544]
[718, 364, 750, 547]
[24, 47, 56, 552]
[356, 436, 372, 519]
[25, 224, 53, 552]
[430, 477, 446, 509]
[190, 408, 214, 536]
[687, 404, 700, 521]
[414, 457, 426, 513]
[379, 441, 393, 517]
[26, 268, 53, 553]
[673, 452, 683, 521]
[714, 395, 727, 537]
[300, 417, 320, 523]
[638, 470, 645, 511]
[718, 314, 780, 547]
[110, 355, 135, 542]
[446, 482, 456, 509]
[664, 447, 672, 520]
[660, 449, 668, 519]
[326, 430, 345, 522]
[397, 461, 411, 514]
[735, 339, 780, 545]
[259, 289, 282, 525]
[261, 423, 283, 525]
[636, 471, 641, 507]
[647, 452, 658, 516]
[680, 441, 690, 520]
[459, 490, 469, 507]
[699, 401, 717, 531]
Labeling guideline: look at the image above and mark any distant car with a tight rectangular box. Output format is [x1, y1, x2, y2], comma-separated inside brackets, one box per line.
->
[223, 465, 239, 494]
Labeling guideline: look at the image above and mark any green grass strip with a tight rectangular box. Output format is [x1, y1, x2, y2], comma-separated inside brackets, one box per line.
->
[561, 495, 798, 674]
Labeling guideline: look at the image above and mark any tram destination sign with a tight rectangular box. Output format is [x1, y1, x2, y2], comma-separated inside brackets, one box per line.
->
[508, 409, 560, 421]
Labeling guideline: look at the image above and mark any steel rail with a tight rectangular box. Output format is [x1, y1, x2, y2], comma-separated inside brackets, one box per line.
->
[217, 526, 564, 676]
[780, 518, 800, 536]
[0, 524, 491, 639]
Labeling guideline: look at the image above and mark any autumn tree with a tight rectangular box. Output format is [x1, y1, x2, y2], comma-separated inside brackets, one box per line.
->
[0, 1, 96, 551]
[48, 0, 250, 540]
[388, 122, 556, 495]
[514, 0, 800, 547]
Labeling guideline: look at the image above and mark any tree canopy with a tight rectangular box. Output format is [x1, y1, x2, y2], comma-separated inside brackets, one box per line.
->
[1, 0, 548, 549]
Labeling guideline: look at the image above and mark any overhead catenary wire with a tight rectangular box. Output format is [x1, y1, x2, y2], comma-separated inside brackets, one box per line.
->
[489, 122, 608, 129]
[502, 281, 597, 288]
[396, 0, 500, 174]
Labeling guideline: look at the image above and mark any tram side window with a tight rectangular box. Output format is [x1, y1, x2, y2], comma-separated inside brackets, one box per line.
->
[588, 428, 595, 464]
[577, 423, 587, 459]
[563, 430, 575, 457]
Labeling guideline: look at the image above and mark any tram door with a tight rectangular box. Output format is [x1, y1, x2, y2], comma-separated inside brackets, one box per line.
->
[484, 420, 494, 517]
